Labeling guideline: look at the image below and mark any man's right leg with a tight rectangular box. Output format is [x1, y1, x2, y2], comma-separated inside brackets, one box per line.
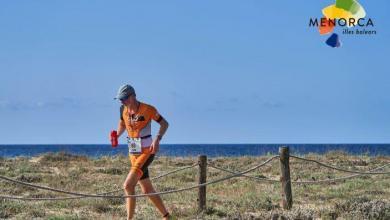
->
[124, 153, 152, 219]
[123, 171, 140, 220]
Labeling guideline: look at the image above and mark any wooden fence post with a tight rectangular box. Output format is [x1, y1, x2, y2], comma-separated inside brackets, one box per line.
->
[279, 146, 293, 210]
[198, 155, 207, 212]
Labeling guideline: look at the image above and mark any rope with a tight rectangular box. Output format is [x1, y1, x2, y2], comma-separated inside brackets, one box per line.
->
[208, 162, 390, 184]
[0, 156, 279, 200]
[208, 160, 389, 185]
[290, 155, 390, 175]
[0, 163, 198, 201]
[101, 163, 199, 195]
[292, 163, 390, 184]
[207, 164, 280, 183]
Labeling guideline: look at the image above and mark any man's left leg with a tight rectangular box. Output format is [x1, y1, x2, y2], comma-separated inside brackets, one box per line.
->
[139, 178, 169, 218]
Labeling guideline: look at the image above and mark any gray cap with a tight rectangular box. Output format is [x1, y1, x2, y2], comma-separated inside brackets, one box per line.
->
[114, 84, 136, 100]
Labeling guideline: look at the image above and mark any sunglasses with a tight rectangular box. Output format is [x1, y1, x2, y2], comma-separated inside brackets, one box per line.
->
[119, 93, 134, 101]
[119, 95, 129, 101]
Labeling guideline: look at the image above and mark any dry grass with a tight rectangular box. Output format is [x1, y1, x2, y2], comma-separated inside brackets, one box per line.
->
[0, 152, 389, 219]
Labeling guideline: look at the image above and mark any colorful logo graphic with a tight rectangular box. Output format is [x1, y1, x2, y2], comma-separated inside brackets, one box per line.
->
[311, 0, 373, 48]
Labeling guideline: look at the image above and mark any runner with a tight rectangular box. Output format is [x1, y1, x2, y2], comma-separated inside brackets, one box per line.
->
[112, 84, 170, 220]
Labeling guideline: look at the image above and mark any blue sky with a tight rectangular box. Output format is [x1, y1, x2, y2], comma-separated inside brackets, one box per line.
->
[0, 1, 389, 144]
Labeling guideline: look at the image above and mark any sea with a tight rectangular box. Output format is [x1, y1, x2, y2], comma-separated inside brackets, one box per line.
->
[0, 144, 389, 158]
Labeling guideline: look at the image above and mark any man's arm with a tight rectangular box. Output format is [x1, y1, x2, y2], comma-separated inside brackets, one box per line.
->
[156, 118, 169, 141]
[117, 120, 126, 137]
[150, 118, 169, 153]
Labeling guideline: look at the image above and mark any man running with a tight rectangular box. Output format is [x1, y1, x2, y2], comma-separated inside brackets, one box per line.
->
[113, 84, 170, 220]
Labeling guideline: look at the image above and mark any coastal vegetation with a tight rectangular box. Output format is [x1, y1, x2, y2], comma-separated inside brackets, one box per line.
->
[0, 152, 389, 219]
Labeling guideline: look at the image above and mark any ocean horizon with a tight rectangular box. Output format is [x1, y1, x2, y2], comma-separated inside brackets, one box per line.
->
[1, 144, 389, 158]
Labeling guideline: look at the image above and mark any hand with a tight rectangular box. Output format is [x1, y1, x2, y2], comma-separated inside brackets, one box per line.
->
[150, 138, 160, 154]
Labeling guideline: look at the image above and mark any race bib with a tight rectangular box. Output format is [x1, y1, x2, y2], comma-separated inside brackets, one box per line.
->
[127, 137, 142, 154]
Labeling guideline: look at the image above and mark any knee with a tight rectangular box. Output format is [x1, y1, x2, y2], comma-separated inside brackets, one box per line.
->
[140, 184, 156, 194]
[123, 182, 136, 193]
[140, 186, 151, 194]
[141, 188, 154, 194]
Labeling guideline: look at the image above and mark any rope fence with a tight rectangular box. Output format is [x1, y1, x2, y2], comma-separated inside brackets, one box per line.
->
[209, 161, 389, 184]
[290, 155, 390, 175]
[207, 163, 280, 183]
[0, 147, 389, 212]
[0, 163, 199, 201]
[291, 163, 390, 184]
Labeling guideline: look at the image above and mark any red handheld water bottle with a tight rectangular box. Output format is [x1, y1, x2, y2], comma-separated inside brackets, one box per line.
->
[110, 130, 118, 147]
